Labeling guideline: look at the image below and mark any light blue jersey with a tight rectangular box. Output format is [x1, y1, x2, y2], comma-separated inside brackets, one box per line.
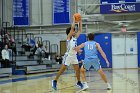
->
[83, 41, 101, 71]
[84, 41, 98, 59]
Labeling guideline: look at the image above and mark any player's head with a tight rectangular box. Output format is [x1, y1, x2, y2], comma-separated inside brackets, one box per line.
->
[88, 33, 94, 40]
[66, 27, 75, 36]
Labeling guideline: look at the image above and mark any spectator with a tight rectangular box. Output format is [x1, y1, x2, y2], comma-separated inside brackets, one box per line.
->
[35, 44, 44, 64]
[22, 36, 35, 51]
[1, 44, 10, 68]
[35, 44, 43, 56]
[55, 54, 62, 64]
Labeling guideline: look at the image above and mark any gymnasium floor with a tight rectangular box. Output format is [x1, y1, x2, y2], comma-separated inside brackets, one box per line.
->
[0, 69, 139, 93]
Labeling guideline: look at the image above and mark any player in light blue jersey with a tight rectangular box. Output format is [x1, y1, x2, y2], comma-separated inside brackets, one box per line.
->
[74, 33, 111, 90]
[52, 15, 83, 90]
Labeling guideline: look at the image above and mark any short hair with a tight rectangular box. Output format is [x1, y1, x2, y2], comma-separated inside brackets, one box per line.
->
[66, 27, 75, 35]
[88, 33, 95, 40]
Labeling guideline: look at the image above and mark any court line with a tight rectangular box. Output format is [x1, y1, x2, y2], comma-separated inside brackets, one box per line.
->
[0, 72, 72, 85]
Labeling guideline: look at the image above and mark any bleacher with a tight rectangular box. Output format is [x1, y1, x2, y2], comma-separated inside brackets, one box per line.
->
[0, 25, 60, 77]
[14, 51, 60, 74]
[0, 67, 12, 77]
[0, 59, 12, 78]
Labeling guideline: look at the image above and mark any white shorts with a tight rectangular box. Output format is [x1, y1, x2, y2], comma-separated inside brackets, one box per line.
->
[62, 54, 78, 66]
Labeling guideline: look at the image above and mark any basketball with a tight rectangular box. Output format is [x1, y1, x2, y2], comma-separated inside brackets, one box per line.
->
[74, 13, 81, 22]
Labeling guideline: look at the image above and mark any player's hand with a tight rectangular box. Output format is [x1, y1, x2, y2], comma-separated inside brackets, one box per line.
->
[74, 47, 79, 52]
[73, 15, 76, 23]
[106, 61, 110, 67]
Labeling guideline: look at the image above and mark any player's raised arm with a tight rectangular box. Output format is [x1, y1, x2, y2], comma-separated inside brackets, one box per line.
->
[67, 16, 76, 40]
[76, 20, 82, 38]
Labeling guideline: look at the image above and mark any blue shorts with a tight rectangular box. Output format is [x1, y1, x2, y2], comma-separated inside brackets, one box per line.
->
[83, 58, 101, 71]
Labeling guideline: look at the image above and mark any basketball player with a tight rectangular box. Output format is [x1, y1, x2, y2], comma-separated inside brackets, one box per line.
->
[52, 16, 83, 90]
[74, 33, 112, 90]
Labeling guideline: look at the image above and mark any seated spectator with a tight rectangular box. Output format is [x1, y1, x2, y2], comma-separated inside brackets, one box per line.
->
[32, 44, 38, 55]
[8, 34, 16, 55]
[42, 45, 50, 58]
[1, 44, 11, 68]
[22, 36, 35, 51]
[9, 42, 16, 55]
[35, 44, 45, 56]
[55, 54, 62, 64]
[28, 44, 38, 58]
[35, 44, 44, 64]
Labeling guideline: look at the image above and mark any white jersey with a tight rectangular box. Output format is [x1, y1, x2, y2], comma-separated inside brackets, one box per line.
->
[66, 36, 77, 56]
[63, 36, 78, 66]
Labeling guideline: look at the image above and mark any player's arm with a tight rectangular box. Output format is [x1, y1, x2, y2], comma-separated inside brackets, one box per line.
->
[77, 49, 83, 54]
[96, 43, 110, 67]
[67, 16, 76, 40]
[75, 20, 82, 38]
[74, 43, 85, 52]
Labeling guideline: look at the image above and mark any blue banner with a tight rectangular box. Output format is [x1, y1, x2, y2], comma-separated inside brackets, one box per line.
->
[100, 3, 140, 14]
[13, 0, 29, 26]
[137, 32, 140, 68]
[101, 0, 137, 4]
[53, 0, 70, 24]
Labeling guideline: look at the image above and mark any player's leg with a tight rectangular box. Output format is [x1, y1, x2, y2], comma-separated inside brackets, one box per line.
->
[55, 64, 67, 80]
[52, 54, 69, 90]
[98, 68, 111, 90]
[79, 62, 86, 82]
[52, 64, 67, 90]
[93, 59, 111, 90]
[71, 55, 83, 89]
[80, 65, 89, 90]
[80, 66, 86, 82]
[73, 64, 83, 89]
[80, 58, 93, 90]
[98, 68, 108, 83]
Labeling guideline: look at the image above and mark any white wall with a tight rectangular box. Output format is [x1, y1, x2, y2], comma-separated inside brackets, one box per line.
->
[3, 0, 12, 25]
[42, 0, 52, 25]
[30, 0, 41, 25]
[30, 0, 52, 25]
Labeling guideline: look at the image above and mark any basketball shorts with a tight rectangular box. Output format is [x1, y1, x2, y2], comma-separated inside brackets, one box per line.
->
[83, 58, 101, 71]
[62, 54, 78, 66]
[79, 63, 83, 68]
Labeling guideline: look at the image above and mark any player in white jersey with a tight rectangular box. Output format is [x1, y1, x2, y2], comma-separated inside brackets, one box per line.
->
[52, 16, 83, 90]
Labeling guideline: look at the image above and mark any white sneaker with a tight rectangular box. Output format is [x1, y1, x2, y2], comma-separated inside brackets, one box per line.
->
[82, 82, 89, 91]
[107, 83, 111, 90]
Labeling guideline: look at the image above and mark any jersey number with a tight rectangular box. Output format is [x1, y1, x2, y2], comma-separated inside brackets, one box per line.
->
[88, 44, 93, 50]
